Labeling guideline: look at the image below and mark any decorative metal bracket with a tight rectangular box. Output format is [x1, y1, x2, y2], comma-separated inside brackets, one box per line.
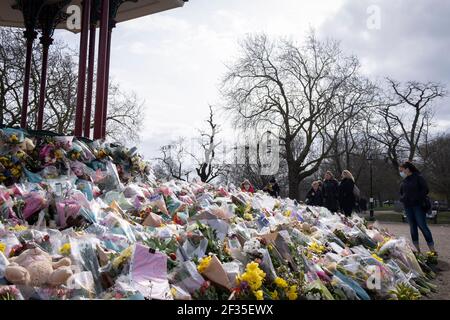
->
[109, 0, 138, 29]
[38, 0, 71, 46]
[12, 0, 47, 41]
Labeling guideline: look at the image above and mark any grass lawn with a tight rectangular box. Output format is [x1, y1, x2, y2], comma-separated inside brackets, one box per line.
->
[373, 205, 395, 212]
[362, 210, 450, 224]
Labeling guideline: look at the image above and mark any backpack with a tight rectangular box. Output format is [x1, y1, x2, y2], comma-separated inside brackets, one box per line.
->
[353, 184, 361, 199]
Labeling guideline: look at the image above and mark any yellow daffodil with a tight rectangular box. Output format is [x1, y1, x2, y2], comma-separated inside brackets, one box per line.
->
[308, 241, 326, 254]
[112, 246, 133, 269]
[59, 243, 71, 256]
[283, 210, 292, 217]
[274, 277, 288, 288]
[171, 287, 177, 297]
[197, 255, 212, 273]
[9, 225, 27, 232]
[253, 290, 264, 300]
[16, 151, 26, 159]
[97, 149, 106, 158]
[270, 290, 279, 300]
[287, 285, 298, 300]
[71, 152, 80, 160]
[244, 213, 253, 221]
[0, 242, 6, 253]
[237, 262, 266, 291]
[11, 167, 21, 177]
[9, 134, 19, 143]
[371, 253, 384, 263]
[376, 237, 391, 253]
[55, 149, 64, 160]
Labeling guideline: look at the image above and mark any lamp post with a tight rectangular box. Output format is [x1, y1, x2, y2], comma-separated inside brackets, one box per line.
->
[367, 154, 375, 221]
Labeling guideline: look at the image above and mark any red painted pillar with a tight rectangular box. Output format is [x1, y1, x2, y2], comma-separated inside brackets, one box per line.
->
[93, 0, 110, 140]
[36, 36, 52, 130]
[74, 0, 92, 137]
[20, 31, 37, 129]
[101, 26, 113, 138]
[84, 23, 97, 138]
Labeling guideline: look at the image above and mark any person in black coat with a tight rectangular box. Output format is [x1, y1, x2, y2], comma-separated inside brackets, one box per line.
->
[264, 178, 281, 198]
[399, 162, 435, 253]
[339, 170, 355, 217]
[322, 171, 339, 213]
[305, 181, 323, 206]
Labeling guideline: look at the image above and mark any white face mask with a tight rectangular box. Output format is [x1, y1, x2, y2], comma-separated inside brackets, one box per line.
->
[400, 171, 407, 179]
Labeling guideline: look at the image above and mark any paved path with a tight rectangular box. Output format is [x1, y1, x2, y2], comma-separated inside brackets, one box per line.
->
[379, 222, 450, 300]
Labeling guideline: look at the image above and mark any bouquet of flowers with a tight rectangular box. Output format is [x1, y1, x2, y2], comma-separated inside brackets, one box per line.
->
[0, 285, 24, 300]
[0, 155, 22, 185]
[233, 261, 266, 300]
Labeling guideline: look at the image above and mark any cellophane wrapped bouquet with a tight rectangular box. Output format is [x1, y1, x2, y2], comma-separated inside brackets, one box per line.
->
[0, 127, 438, 300]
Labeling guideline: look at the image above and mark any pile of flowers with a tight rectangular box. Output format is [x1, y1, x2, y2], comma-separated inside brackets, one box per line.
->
[0, 127, 439, 300]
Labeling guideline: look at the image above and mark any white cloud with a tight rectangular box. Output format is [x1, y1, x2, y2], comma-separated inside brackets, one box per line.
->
[53, 1, 450, 159]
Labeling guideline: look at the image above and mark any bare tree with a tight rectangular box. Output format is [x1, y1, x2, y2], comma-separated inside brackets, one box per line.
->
[222, 129, 286, 193]
[327, 77, 379, 180]
[371, 78, 446, 173]
[420, 133, 450, 203]
[222, 32, 370, 200]
[104, 83, 144, 145]
[155, 138, 192, 181]
[187, 106, 226, 183]
[0, 27, 143, 144]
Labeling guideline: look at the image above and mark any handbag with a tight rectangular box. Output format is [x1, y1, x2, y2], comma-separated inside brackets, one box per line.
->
[422, 196, 432, 213]
[415, 175, 431, 213]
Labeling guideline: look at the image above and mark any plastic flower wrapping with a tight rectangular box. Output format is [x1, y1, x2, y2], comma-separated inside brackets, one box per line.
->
[0, 128, 438, 300]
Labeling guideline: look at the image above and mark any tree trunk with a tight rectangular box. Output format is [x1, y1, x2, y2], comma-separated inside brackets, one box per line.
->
[288, 164, 300, 200]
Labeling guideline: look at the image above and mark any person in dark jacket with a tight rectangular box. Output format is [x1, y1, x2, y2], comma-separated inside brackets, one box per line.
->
[399, 162, 436, 253]
[264, 178, 280, 198]
[322, 171, 339, 213]
[339, 170, 355, 217]
[305, 181, 323, 206]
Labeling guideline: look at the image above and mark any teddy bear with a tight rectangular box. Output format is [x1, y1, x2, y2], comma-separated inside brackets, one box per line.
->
[4, 247, 73, 287]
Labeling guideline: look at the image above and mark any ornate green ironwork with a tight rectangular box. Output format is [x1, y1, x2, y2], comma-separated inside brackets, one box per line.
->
[38, 0, 71, 45]
[12, 0, 47, 40]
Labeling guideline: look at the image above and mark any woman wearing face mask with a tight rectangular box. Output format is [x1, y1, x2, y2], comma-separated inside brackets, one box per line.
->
[399, 162, 436, 254]
[338, 170, 355, 217]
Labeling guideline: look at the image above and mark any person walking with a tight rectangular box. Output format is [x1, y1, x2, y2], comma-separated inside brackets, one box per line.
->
[305, 181, 323, 206]
[399, 162, 436, 254]
[322, 171, 340, 213]
[339, 170, 355, 217]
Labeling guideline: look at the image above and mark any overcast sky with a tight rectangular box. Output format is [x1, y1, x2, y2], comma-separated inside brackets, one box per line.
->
[56, 0, 450, 159]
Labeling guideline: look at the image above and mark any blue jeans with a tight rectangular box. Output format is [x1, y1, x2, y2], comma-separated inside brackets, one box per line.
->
[405, 206, 434, 246]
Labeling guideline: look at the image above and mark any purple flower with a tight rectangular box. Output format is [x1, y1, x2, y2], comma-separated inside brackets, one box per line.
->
[240, 281, 249, 290]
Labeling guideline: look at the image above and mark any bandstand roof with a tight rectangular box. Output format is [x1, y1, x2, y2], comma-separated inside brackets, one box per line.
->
[0, 0, 186, 32]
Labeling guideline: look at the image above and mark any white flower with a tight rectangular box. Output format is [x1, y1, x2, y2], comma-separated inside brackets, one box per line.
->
[243, 238, 261, 253]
